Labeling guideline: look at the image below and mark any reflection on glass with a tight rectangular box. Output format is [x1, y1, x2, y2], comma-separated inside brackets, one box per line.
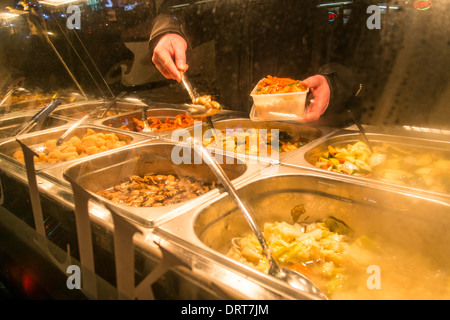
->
[0, 0, 447, 129]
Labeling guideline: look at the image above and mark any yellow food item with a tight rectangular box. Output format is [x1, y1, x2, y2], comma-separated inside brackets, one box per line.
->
[228, 218, 450, 299]
[203, 129, 309, 155]
[227, 219, 350, 296]
[13, 128, 127, 164]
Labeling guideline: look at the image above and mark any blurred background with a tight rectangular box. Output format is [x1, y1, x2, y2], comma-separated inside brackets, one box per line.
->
[0, 0, 448, 128]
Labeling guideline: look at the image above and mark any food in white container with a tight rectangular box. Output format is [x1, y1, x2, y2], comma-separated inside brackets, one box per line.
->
[250, 75, 309, 122]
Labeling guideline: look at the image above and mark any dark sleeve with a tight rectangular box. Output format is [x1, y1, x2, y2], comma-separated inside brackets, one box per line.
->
[149, 14, 185, 43]
[148, 1, 192, 62]
[318, 62, 362, 115]
[148, 1, 217, 64]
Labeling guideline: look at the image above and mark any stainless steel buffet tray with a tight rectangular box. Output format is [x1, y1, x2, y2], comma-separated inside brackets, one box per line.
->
[282, 126, 450, 200]
[1, 97, 54, 114]
[154, 164, 450, 300]
[180, 118, 330, 163]
[95, 107, 202, 139]
[93, 104, 237, 138]
[1, 118, 449, 299]
[61, 139, 267, 227]
[53, 99, 235, 124]
[0, 94, 84, 115]
[0, 124, 147, 173]
[51, 99, 142, 120]
[0, 113, 69, 140]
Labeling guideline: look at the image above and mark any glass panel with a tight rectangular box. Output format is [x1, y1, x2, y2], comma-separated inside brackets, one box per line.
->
[0, 0, 448, 129]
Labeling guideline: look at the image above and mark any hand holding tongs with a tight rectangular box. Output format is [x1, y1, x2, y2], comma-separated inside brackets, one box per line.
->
[15, 95, 62, 136]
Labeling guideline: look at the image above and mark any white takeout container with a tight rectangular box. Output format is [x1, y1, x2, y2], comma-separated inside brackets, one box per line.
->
[249, 82, 309, 122]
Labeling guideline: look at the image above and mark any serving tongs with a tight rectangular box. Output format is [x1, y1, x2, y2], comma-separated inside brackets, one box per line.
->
[181, 74, 220, 143]
[140, 105, 153, 133]
[0, 76, 25, 108]
[187, 137, 328, 300]
[15, 95, 62, 136]
[96, 91, 127, 118]
[181, 74, 198, 106]
[344, 84, 374, 152]
[346, 109, 374, 152]
[181, 74, 221, 117]
[56, 93, 127, 146]
[56, 104, 103, 146]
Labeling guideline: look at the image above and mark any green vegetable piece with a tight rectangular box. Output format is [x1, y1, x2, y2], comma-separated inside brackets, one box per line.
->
[290, 204, 306, 223]
[324, 216, 353, 236]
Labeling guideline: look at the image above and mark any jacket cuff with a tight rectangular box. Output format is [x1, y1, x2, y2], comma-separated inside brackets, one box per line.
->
[317, 63, 360, 115]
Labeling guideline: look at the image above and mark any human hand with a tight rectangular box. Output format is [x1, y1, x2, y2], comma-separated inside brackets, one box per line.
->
[302, 75, 330, 122]
[152, 33, 188, 82]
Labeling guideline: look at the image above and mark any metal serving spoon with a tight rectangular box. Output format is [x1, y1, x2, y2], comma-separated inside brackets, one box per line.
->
[181, 73, 199, 104]
[56, 103, 104, 146]
[140, 105, 153, 133]
[181, 74, 219, 116]
[97, 91, 127, 118]
[346, 109, 374, 153]
[15, 96, 62, 136]
[188, 137, 328, 300]
[181, 74, 220, 141]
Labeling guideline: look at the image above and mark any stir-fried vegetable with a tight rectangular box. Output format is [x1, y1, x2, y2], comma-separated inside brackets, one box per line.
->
[313, 140, 450, 194]
[96, 174, 217, 207]
[203, 129, 309, 155]
[280, 141, 308, 152]
[314, 141, 374, 176]
[119, 114, 204, 133]
[254, 75, 308, 95]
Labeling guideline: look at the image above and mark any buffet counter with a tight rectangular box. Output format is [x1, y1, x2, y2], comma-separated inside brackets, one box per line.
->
[1, 99, 449, 300]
